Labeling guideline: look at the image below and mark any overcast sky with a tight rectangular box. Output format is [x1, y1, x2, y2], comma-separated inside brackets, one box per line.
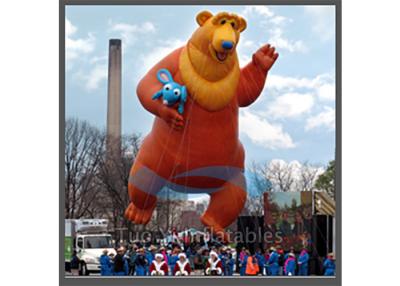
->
[65, 5, 336, 169]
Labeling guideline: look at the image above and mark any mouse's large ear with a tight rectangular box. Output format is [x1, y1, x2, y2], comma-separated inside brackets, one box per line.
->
[181, 86, 187, 102]
[157, 69, 173, 84]
[238, 16, 247, 32]
[196, 11, 213, 26]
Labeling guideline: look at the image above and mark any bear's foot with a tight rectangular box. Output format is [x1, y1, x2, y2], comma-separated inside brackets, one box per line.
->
[124, 202, 155, 224]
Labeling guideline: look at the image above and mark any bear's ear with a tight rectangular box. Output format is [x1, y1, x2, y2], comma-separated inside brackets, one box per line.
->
[238, 16, 247, 32]
[196, 11, 213, 26]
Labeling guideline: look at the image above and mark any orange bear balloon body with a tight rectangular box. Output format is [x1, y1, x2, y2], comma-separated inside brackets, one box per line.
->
[125, 11, 279, 241]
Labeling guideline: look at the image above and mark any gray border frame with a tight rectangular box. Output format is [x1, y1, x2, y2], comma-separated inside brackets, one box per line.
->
[60, 1, 341, 285]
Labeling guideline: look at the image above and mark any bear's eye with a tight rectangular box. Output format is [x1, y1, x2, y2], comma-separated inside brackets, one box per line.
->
[220, 19, 226, 25]
[231, 22, 235, 28]
[173, 89, 181, 96]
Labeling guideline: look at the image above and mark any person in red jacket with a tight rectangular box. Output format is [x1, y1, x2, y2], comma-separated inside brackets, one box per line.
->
[173, 253, 192, 276]
[149, 253, 168, 276]
[205, 251, 223, 276]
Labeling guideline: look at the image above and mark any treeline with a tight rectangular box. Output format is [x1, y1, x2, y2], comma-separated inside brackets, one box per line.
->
[64, 118, 187, 237]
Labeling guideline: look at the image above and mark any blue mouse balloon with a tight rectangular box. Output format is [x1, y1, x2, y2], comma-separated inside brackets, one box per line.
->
[152, 69, 187, 114]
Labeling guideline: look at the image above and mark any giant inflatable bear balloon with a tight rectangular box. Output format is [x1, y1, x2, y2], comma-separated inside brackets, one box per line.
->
[125, 11, 278, 240]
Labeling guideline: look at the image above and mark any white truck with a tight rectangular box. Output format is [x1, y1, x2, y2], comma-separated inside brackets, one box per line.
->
[65, 219, 116, 275]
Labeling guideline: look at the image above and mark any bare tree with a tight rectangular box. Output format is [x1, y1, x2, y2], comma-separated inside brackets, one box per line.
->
[298, 162, 321, 192]
[65, 118, 144, 241]
[96, 134, 141, 235]
[64, 118, 105, 218]
[265, 160, 296, 192]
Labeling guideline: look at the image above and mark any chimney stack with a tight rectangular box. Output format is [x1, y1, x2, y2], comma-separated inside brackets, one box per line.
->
[106, 39, 122, 157]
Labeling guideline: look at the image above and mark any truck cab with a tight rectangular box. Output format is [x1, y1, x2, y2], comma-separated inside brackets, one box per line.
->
[65, 219, 116, 275]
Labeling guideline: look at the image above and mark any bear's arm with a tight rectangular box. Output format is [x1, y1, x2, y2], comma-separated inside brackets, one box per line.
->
[236, 61, 268, 107]
[136, 47, 183, 116]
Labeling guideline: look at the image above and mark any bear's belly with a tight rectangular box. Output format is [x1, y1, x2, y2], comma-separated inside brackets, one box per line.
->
[151, 99, 244, 174]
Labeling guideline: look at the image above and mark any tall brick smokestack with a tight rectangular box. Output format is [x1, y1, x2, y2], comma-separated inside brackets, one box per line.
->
[106, 39, 122, 157]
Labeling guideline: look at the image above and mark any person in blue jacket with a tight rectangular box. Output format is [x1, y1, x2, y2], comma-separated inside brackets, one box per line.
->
[239, 250, 248, 276]
[108, 253, 115, 275]
[225, 248, 235, 276]
[297, 248, 309, 276]
[284, 247, 295, 261]
[168, 248, 179, 275]
[70, 250, 80, 276]
[145, 246, 156, 275]
[255, 248, 265, 275]
[219, 248, 228, 276]
[134, 248, 148, 276]
[100, 249, 112, 276]
[267, 247, 280, 276]
[323, 253, 336, 276]
[263, 249, 270, 276]
[284, 253, 296, 276]
[128, 247, 137, 275]
[113, 247, 129, 276]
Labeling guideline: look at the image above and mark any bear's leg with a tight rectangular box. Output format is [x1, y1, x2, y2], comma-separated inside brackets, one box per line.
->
[124, 161, 166, 224]
[200, 181, 247, 241]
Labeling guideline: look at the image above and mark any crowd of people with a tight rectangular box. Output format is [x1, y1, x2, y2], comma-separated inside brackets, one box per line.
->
[237, 246, 335, 276]
[69, 238, 336, 277]
[95, 243, 235, 276]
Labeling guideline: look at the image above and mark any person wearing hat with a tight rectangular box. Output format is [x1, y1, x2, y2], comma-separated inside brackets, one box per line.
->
[323, 253, 336, 276]
[267, 247, 280, 276]
[113, 247, 129, 276]
[134, 248, 148, 276]
[149, 253, 168, 276]
[284, 247, 296, 261]
[205, 251, 223, 276]
[297, 248, 309, 276]
[100, 249, 112, 276]
[173, 253, 192, 276]
[284, 252, 296, 276]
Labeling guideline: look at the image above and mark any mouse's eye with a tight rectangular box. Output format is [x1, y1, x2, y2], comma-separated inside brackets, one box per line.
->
[164, 84, 172, 91]
[173, 89, 181, 96]
[220, 19, 226, 25]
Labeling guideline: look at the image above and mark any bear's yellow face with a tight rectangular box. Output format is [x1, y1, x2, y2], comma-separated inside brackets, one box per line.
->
[188, 11, 247, 76]
[179, 11, 247, 111]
